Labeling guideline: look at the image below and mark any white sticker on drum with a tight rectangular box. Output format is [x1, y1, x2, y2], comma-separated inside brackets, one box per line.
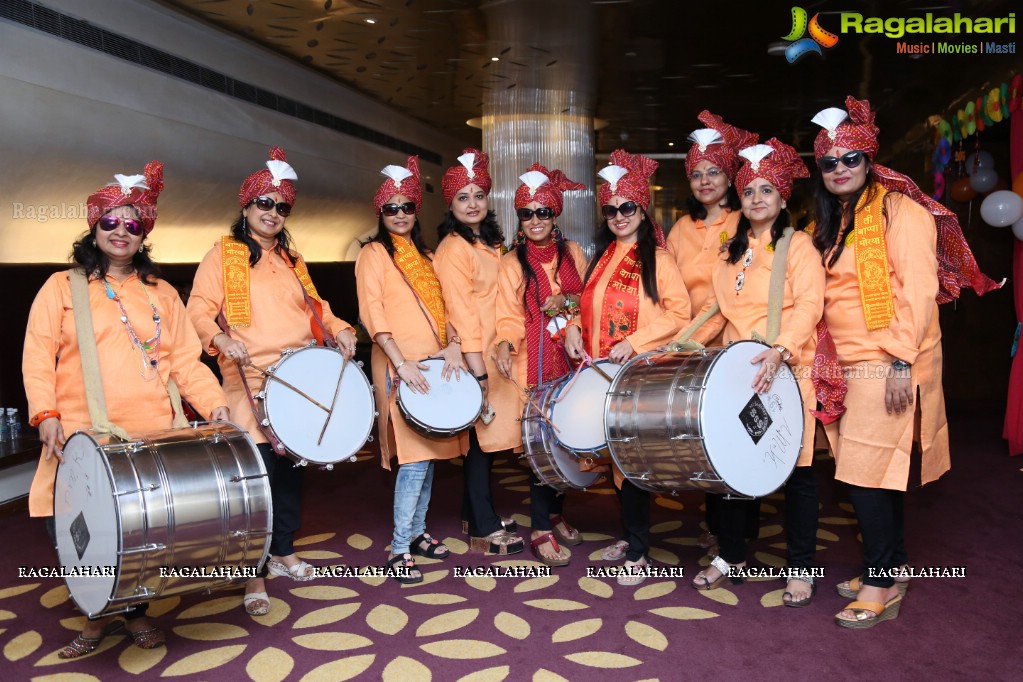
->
[701, 342, 804, 497]
[550, 362, 622, 453]
[398, 358, 484, 432]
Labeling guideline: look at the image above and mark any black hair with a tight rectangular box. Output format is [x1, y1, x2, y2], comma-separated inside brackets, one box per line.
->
[811, 161, 879, 267]
[725, 210, 792, 264]
[73, 207, 161, 285]
[231, 211, 297, 267]
[686, 184, 741, 221]
[583, 211, 661, 304]
[515, 226, 570, 316]
[437, 209, 505, 248]
[364, 215, 432, 259]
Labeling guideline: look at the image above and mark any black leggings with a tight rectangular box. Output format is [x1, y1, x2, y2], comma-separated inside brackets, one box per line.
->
[710, 494, 761, 565]
[847, 485, 907, 589]
[529, 470, 565, 531]
[615, 479, 651, 562]
[461, 428, 507, 536]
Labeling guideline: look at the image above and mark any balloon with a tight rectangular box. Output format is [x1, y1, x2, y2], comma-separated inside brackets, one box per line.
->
[950, 177, 977, 202]
[965, 150, 994, 175]
[980, 191, 1023, 227]
[1014, 171, 1023, 199]
[970, 167, 998, 193]
[1012, 215, 1023, 241]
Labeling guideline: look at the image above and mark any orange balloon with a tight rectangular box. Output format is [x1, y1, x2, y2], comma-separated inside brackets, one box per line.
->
[950, 177, 978, 202]
[1014, 171, 1023, 199]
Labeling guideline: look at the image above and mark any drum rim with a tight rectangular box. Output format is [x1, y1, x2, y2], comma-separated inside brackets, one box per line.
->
[395, 357, 484, 434]
[520, 385, 601, 491]
[262, 345, 376, 463]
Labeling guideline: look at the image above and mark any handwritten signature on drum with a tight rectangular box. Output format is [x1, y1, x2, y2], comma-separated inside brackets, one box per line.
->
[761, 420, 794, 468]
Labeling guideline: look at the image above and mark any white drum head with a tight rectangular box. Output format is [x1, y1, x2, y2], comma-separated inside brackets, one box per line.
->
[264, 346, 375, 463]
[551, 361, 622, 452]
[54, 432, 119, 617]
[398, 358, 484, 431]
[701, 341, 804, 497]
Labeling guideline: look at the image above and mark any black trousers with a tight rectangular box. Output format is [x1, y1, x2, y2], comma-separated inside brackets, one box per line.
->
[461, 428, 506, 536]
[45, 517, 147, 621]
[257, 442, 306, 577]
[704, 492, 721, 537]
[529, 469, 565, 531]
[784, 466, 819, 570]
[710, 494, 761, 565]
[615, 479, 650, 562]
[847, 485, 907, 588]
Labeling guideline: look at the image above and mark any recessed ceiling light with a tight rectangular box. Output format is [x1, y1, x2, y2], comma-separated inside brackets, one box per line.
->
[365, 18, 376, 24]
[668, 142, 674, 147]
[491, 57, 500, 61]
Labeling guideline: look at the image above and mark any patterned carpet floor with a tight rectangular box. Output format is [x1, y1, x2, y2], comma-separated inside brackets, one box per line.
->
[0, 409, 1020, 681]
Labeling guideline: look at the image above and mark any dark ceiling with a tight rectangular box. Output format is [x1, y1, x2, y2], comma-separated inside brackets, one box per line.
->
[163, 0, 1019, 165]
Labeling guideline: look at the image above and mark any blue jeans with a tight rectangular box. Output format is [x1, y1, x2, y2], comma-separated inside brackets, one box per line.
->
[392, 460, 435, 555]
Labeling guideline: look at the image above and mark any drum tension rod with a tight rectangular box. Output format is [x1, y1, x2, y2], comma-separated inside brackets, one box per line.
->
[119, 543, 167, 555]
[113, 483, 160, 496]
[231, 473, 269, 483]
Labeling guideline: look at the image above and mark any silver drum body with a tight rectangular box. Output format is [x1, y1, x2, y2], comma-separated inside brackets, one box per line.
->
[53, 421, 271, 618]
[605, 342, 803, 498]
[522, 377, 602, 491]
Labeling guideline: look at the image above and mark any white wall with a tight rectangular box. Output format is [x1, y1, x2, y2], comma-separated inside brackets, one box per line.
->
[0, 0, 471, 263]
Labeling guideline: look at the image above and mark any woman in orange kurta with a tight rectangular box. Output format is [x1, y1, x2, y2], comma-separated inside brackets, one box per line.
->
[355, 156, 465, 583]
[686, 140, 823, 607]
[665, 112, 757, 559]
[809, 98, 950, 628]
[495, 164, 588, 567]
[433, 148, 524, 555]
[564, 150, 691, 586]
[187, 148, 357, 615]
[23, 162, 228, 657]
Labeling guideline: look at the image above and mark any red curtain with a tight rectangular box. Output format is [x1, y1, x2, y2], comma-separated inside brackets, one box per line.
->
[1003, 109, 1023, 456]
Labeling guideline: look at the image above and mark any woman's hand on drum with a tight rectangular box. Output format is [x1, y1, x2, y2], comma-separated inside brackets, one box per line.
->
[336, 329, 358, 360]
[214, 333, 249, 366]
[210, 406, 230, 422]
[437, 342, 466, 381]
[608, 339, 635, 365]
[496, 341, 513, 379]
[398, 360, 431, 394]
[885, 366, 913, 415]
[751, 347, 783, 393]
[39, 417, 67, 463]
[563, 326, 584, 360]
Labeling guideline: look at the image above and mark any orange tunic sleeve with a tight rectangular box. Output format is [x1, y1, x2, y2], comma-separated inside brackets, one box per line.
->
[625, 249, 692, 352]
[295, 253, 353, 339]
[495, 253, 527, 355]
[355, 243, 394, 339]
[23, 273, 64, 419]
[878, 194, 939, 364]
[772, 232, 826, 363]
[187, 244, 230, 356]
[434, 235, 484, 353]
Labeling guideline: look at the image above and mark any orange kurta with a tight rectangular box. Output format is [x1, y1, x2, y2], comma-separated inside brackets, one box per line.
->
[575, 246, 692, 356]
[666, 211, 739, 346]
[495, 240, 587, 397]
[433, 234, 520, 453]
[821, 193, 949, 490]
[355, 242, 464, 467]
[187, 243, 353, 445]
[24, 271, 227, 516]
[703, 230, 825, 466]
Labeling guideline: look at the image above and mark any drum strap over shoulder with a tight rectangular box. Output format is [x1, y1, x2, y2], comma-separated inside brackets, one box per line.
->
[67, 269, 131, 440]
[763, 227, 796, 344]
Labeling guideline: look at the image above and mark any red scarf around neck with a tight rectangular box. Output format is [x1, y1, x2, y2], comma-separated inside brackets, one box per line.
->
[523, 241, 583, 386]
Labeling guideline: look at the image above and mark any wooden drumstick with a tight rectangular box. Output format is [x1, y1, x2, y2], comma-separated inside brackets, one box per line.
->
[316, 357, 349, 445]
[589, 363, 614, 384]
[245, 362, 331, 413]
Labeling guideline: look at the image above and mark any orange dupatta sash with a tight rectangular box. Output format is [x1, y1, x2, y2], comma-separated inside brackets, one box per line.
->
[391, 234, 446, 345]
[220, 235, 328, 342]
[580, 241, 641, 357]
[851, 184, 894, 330]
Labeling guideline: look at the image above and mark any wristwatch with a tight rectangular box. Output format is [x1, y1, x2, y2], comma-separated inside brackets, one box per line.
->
[892, 359, 911, 371]
[772, 344, 792, 362]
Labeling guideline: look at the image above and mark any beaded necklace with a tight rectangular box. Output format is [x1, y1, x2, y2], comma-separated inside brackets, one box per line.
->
[103, 275, 162, 380]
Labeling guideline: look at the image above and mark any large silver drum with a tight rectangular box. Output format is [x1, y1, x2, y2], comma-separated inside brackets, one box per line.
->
[605, 342, 803, 497]
[53, 421, 271, 618]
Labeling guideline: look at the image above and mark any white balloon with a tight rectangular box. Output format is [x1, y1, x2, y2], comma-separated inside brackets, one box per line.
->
[980, 191, 1023, 227]
[1012, 215, 1023, 241]
[965, 150, 995, 175]
[970, 167, 998, 193]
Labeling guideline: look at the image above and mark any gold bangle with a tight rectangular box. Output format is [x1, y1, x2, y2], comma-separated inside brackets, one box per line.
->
[497, 339, 515, 353]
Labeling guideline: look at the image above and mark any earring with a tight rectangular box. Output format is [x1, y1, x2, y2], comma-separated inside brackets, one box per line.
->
[91, 237, 97, 247]
[138, 244, 145, 253]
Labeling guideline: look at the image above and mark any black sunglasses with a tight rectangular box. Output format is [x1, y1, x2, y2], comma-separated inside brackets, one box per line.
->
[818, 151, 866, 174]
[249, 195, 292, 217]
[381, 202, 416, 217]
[601, 201, 639, 220]
[517, 207, 555, 221]
[97, 214, 144, 236]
